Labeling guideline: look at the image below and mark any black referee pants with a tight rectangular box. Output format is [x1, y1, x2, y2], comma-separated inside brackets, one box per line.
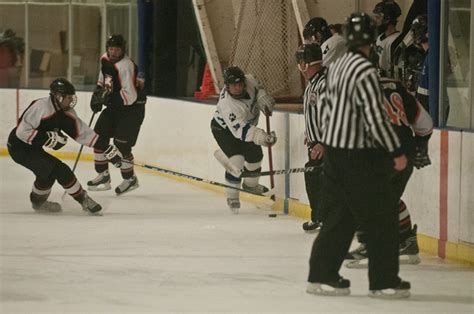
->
[308, 147, 401, 290]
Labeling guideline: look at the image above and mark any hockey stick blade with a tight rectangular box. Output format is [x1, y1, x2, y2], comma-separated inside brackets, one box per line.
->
[126, 160, 274, 198]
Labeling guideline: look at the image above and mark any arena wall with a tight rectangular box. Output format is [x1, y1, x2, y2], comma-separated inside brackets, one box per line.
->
[1, 88, 472, 265]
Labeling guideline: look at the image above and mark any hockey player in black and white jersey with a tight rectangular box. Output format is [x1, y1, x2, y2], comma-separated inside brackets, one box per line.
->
[345, 77, 433, 267]
[372, 0, 402, 77]
[88, 34, 146, 195]
[7, 78, 121, 215]
[295, 43, 329, 233]
[303, 17, 346, 66]
[211, 66, 277, 213]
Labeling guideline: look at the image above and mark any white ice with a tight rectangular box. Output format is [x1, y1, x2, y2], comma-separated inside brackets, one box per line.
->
[1, 157, 473, 313]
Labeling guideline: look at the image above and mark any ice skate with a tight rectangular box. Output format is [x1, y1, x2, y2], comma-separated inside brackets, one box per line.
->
[242, 182, 270, 195]
[369, 280, 411, 299]
[78, 192, 103, 216]
[227, 198, 240, 214]
[306, 277, 351, 296]
[115, 175, 139, 195]
[399, 224, 421, 265]
[302, 220, 321, 233]
[87, 170, 111, 191]
[32, 200, 62, 213]
[344, 243, 368, 268]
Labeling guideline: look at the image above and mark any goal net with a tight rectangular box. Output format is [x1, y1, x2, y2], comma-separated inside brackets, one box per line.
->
[229, 0, 303, 101]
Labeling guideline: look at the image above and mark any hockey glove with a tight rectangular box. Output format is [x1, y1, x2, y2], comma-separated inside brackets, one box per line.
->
[256, 89, 275, 115]
[104, 144, 123, 168]
[44, 131, 68, 150]
[252, 128, 277, 147]
[90, 88, 110, 113]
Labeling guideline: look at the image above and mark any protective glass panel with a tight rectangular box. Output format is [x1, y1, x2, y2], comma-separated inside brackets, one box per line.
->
[445, 0, 471, 129]
[72, 5, 101, 90]
[0, 5, 26, 88]
[28, 4, 68, 89]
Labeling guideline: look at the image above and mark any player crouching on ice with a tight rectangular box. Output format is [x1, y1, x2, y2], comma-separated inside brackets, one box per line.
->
[7, 78, 122, 215]
[211, 66, 277, 213]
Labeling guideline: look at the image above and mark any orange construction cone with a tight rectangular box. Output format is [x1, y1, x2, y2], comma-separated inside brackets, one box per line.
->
[194, 63, 217, 100]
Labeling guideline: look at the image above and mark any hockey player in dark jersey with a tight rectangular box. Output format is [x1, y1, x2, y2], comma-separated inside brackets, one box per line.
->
[88, 34, 146, 195]
[345, 77, 433, 267]
[7, 78, 121, 215]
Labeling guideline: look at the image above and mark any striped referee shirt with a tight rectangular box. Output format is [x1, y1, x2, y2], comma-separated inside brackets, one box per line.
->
[321, 51, 401, 154]
[303, 69, 329, 144]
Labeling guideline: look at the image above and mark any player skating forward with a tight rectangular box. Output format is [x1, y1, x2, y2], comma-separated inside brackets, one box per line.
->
[7, 78, 121, 215]
[345, 77, 433, 267]
[211, 66, 276, 213]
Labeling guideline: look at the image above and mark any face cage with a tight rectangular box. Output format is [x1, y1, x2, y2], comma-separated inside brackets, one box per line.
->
[53, 93, 77, 110]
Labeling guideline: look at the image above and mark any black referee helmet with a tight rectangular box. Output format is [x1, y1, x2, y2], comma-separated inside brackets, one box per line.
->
[344, 12, 377, 49]
[295, 43, 323, 65]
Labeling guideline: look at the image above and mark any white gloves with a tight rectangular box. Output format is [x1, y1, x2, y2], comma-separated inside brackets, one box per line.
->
[104, 144, 123, 167]
[256, 89, 275, 114]
[44, 131, 68, 150]
[252, 128, 277, 147]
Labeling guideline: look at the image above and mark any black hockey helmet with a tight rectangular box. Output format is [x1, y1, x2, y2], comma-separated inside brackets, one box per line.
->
[411, 15, 428, 45]
[344, 12, 377, 49]
[373, 0, 402, 25]
[223, 66, 245, 85]
[303, 17, 331, 44]
[106, 34, 126, 49]
[295, 43, 323, 65]
[50, 78, 75, 96]
[49, 78, 77, 109]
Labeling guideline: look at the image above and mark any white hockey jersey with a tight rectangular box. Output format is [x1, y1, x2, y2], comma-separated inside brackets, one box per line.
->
[11, 96, 98, 148]
[375, 31, 400, 76]
[321, 33, 346, 66]
[213, 75, 263, 142]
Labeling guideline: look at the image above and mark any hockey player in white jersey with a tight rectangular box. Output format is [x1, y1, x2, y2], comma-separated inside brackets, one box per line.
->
[303, 17, 346, 66]
[211, 66, 277, 213]
[372, 0, 402, 76]
[7, 78, 121, 215]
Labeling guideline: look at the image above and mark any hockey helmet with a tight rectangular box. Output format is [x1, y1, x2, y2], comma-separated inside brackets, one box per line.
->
[49, 78, 77, 110]
[223, 66, 246, 85]
[106, 34, 126, 49]
[295, 43, 323, 65]
[344, 12, 377, 50]
[373, 0, 402, 25]
[411, 15, 428, 46]
[303, 17, 331, 44]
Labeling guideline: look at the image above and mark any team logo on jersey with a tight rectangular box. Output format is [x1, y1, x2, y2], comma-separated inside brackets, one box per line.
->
[323, 45, 330, 55]
[229, 113, 237, 122]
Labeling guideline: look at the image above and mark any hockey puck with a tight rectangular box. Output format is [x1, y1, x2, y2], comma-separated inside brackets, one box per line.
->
[268, 213, 277, 218]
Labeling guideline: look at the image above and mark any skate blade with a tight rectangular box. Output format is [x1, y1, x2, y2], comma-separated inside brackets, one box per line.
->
[306, 283, 350, 296]
[369, 289, 410, 299]
[399, 254, 421, 265]
[87, 183, 112, 191]
[87, 209, 103, 216]
[345, 259, 368, 269]
[115, 183, 139, 196]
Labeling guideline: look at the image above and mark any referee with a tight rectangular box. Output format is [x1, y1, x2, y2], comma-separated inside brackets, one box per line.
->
[306, 12, 410, 298]
[295, 43, 329, 233]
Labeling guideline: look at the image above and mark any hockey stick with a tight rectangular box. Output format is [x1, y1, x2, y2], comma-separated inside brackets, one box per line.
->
[265, 114, 275, 200]
[123, 160, 275, 198]
[214, 149, 318, 177]
[62, 113, 96, 200]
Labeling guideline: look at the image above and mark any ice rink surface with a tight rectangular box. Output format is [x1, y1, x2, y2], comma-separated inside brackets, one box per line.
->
[1, 157, 473, 313]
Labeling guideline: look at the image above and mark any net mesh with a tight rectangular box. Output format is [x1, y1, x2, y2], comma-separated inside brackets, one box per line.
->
[229, 0, 302, 100]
